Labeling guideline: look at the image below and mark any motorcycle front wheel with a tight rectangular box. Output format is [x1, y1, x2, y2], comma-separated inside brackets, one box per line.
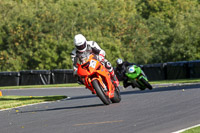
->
[140, 78, 153, 90]
[110, 86, 121, 103]
[92, 80, 110, 105]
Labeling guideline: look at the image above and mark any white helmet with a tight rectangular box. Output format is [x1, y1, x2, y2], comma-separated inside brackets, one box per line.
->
[74, 34, 87, 52]
[116, 58, 123, 65]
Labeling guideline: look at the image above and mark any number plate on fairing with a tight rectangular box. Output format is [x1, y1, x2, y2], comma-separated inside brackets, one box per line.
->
[89, 60, 97, 68]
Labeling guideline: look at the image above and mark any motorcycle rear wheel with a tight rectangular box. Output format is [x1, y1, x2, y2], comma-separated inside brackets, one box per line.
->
[133, 81, 146, 90]
[92, 80, 110, 105]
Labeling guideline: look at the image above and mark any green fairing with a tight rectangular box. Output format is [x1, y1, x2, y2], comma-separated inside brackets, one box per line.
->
[124, 65, 152, 90]
[125, 65, 141, 79]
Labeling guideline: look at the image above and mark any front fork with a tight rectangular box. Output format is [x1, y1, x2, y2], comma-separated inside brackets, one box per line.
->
[91, 75, 114, 99]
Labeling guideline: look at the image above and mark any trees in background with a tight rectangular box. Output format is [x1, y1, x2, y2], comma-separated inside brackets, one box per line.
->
[0, 0, 199, 71]
[137, 0, 200, 63]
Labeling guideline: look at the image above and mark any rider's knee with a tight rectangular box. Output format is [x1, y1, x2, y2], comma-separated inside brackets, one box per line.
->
[105, 61, 113, 72]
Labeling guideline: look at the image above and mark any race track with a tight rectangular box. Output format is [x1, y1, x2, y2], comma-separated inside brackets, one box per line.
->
[1, 83, 200, 133]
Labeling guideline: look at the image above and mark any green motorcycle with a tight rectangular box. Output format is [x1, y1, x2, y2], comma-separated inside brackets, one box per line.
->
[125, 65, 153, 90]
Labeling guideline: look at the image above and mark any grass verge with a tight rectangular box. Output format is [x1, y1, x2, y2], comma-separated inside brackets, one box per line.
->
[0, 95, 67, 110]
[182, 126, 200, 133]
[0, 83, 83, 90]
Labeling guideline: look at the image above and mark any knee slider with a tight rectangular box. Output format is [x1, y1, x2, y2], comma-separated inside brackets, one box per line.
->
[105, 62, 113, 72]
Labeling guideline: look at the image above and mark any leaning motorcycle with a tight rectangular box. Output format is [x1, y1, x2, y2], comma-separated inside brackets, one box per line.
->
[77, 54, 121, 105]
[125, 65, 153, 90]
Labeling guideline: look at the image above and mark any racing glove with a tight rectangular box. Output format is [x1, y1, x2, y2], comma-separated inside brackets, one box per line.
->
[73, 66, 78, 76]
[98, 50, 105, 62]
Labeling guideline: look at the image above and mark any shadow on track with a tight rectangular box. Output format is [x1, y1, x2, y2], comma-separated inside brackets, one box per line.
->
[20, 103, 104, 113]
[68, 95, 96, 100]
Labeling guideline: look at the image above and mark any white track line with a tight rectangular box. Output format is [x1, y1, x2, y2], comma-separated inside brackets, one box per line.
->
[172, 124, 200, 133]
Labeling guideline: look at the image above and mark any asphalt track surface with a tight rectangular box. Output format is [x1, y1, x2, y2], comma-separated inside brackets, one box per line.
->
[1, 83, 200, 133]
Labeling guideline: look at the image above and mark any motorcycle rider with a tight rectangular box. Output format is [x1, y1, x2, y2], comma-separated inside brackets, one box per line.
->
[70, 34, 119, 87]
[115, 58, 137, 88]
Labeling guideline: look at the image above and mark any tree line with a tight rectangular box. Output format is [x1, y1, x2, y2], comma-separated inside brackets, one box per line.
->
[0, 0, 199, 71]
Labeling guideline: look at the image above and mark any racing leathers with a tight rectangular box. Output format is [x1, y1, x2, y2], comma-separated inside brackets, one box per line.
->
[70, 41, 119, 87]
[115, 61, 137, 88]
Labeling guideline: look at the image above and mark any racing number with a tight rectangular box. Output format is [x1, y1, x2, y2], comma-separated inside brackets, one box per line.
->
[90, 60, 97, 68]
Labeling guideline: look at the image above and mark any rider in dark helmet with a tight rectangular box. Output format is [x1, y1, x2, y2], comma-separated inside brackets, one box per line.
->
[115, 58, 137, 88]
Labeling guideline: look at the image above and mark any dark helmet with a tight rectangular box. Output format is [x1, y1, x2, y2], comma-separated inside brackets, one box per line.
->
[116, 58, 123, 66]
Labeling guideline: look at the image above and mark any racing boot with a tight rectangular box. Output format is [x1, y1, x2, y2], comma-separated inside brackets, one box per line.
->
[123, 80, 131, 88]
[110, 70, 119, 87]
[77, 76, 84, 85]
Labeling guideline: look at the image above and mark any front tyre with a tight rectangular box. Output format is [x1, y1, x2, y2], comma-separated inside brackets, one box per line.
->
[140, 78, 153, 90]
[92, 80, 110, 105]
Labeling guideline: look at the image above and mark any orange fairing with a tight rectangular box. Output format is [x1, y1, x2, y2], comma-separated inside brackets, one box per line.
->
[77, 54, 115, 99]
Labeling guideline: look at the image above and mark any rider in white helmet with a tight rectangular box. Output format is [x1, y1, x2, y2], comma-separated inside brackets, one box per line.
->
[70, 34, 119, 87]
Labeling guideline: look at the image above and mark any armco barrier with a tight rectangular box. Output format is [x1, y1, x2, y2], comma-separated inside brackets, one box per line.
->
[51, 69, 76, 84]
[141, 63, 166, 81]
[188, 60, 200, 78]
[0, 72, 20, 86]
[165, 61, 190, 80]
[20, 70, 51, 85]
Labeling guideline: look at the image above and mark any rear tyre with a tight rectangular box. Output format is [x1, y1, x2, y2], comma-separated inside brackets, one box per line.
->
[111, 86, 121, 103]
[138, 86, 146, 91]
[134, 81, 145, 90]
[92, 80, 110, 105]
[140, 78, 153, 90]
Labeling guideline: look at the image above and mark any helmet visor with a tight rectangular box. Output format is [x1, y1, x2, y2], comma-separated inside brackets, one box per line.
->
[76, 42, 86, 51]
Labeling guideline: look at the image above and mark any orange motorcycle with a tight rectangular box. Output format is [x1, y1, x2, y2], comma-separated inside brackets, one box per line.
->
[77, 54, 121, 105]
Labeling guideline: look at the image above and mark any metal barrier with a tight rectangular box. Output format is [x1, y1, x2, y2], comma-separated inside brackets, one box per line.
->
[51, 69, 76, 84]
[20, 70, 51, 85]
[0, 72, 20, 86]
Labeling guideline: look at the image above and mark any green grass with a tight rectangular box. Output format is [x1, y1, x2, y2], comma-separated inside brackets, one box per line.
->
[0, 95, 67, 110]
[0, 83, 83, 90]
[182, 126, 200, 133]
